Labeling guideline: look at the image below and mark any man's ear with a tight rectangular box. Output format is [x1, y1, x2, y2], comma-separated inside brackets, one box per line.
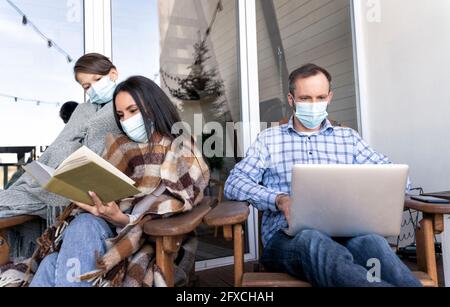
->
[327, 91, 334, 106]
[287, 94, 295, 108]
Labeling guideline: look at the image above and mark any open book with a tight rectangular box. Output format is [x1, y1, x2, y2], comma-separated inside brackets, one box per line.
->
[23, 146, 141, 206]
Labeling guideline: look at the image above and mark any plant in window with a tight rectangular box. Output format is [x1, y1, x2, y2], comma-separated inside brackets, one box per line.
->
[161, 37, 224, 102]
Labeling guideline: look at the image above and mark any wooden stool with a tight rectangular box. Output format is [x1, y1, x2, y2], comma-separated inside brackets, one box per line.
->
[204, 201, 250, 287]
[143, 197, 216, 287]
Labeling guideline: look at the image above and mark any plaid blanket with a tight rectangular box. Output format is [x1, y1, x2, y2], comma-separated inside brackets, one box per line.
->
[0, 133, 210, 287]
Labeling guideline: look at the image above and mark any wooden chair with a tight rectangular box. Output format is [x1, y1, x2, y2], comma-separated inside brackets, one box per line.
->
[0, 215, 39, 266]
[204, 200, 438, 287]
[143, 196, 217, 287]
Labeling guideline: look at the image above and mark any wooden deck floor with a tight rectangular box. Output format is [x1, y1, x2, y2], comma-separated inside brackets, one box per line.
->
[194, 259, 445, 287]
[195, 262, 255, 287]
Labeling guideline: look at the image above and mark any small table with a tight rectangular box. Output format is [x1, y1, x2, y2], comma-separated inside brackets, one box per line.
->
[405, 197, 450, 287]
[0, 147, 36, 162]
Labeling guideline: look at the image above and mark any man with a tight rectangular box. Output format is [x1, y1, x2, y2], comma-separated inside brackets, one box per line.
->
[224, 64, 421, 287]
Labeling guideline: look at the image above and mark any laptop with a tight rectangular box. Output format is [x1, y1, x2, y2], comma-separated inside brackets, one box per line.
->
[285, 164, 409, 238]
[422, 191, 450, 201]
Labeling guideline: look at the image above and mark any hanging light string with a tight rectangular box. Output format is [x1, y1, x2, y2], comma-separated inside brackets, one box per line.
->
[205, 0, 223, 37]
[0, 93, 61, 107]
[5, 0, 73, 63]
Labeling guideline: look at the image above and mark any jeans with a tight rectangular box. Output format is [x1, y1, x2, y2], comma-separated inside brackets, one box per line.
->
[29, 213, 114, 287]
[261, 229, 423, 287]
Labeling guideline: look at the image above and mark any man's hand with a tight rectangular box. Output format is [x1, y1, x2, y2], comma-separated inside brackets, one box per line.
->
[276, 194, 292, 225]
[72, 191, 129, 228]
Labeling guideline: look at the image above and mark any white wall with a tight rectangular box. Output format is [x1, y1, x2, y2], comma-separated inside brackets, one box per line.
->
[353, 0, 450, 192]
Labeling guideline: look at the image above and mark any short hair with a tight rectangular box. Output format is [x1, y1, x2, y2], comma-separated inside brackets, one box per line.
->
[60, 101, 79, 124]
[74, 53, 116, 77]
[288, 64, 332, 96]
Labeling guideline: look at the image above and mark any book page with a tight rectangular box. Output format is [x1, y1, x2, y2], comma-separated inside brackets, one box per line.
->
[56, 156, 90, 174]
[55, 146, 135, 185]
[52, 162, 141, 204]
[23, 161, 55, 187]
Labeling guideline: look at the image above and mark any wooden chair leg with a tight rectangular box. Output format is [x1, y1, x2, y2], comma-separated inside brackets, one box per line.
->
[0, 230, 9, 266]
[233, 224, 244, 287]
[416, 224, 426, 272]
[214, 226, 219, 238]
[416, 214, 438, 286]
[156, 236, 183, 287]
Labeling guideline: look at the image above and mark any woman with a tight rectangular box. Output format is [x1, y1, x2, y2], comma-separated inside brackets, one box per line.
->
[0, 53, 122, 257]
[26, 76, 209, 287]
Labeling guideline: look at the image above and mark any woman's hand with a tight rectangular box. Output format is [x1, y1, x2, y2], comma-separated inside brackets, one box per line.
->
[72, 191, 130, 228]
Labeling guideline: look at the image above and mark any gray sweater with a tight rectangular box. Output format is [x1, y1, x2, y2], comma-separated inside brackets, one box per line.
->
[0, 102, 121, 223]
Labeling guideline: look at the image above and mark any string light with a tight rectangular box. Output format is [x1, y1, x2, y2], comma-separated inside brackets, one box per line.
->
[0, 93, 61, 107]
[6, 0, 74, 63]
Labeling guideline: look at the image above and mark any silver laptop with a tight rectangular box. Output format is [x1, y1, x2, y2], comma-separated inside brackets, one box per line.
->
[285, 164, 409, 238]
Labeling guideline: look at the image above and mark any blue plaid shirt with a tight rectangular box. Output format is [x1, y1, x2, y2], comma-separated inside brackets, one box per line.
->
[224, 118, 392, 246]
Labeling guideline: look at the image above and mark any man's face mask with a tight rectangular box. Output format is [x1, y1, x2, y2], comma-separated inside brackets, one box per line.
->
[293, 98, 329, 130]
[87, 75, 116, 105]
[120, 113, 151, 143]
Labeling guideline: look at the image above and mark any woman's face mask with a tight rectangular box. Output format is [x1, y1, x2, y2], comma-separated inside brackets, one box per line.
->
[121, 113, 152, 143]
[87, 75, 116, 105]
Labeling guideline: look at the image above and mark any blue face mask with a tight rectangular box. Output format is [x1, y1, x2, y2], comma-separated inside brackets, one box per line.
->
[87, 76, 116, 105]
[294, 101, 329, 129]
[121, 113, 152, 143]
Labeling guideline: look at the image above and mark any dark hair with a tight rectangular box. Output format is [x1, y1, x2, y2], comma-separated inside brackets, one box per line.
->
[74, 53, 116, 78]
[59, 101, 79, 124]
[289, 63, 332, 95]
[113, 76, 183, 142]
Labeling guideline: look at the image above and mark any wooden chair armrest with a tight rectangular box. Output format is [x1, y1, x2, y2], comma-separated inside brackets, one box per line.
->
[405, 197, 450, 215]
[143, 197, 216, 237]
[203, 201, 250, 227]
[0, 215, 39, 230]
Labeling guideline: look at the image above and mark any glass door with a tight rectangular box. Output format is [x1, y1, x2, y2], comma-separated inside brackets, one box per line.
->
[110, 0, 258, 269]
[255, 0, 359, 130]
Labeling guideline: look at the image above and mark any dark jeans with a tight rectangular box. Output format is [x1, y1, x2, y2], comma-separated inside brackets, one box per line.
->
[261, 229, 423, 287]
